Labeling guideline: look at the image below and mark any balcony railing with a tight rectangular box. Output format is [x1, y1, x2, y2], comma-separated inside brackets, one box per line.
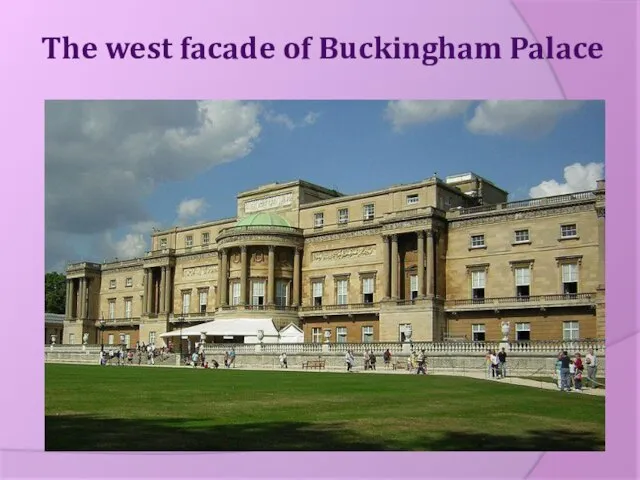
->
[218, 305, 299, 312]
[445, 293, 596, 311]
[169, 312, 216, 323]
[93, 317, 142, 326]
[455, 191, 596, 216]
[299, 302, 380, 314]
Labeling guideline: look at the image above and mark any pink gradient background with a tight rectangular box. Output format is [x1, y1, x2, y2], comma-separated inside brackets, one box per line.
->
[0, 0, 637, 478]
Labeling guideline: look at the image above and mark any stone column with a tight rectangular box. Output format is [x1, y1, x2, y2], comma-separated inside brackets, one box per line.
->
[267, 245, 275, 306]
[240, 246, 248, 305]
[292, 247, 301, 307]
[220, 249, 229, 306]
[65, 280, 73, 318]
[417, 230, 426, 298]
[145, 269, 153, 314]
[597, 208, 605, 289]
[216, 252, 223, 307]
[426, 230, 435, 297]
[164, 267, 172, 313]
[391, 234, 399, 299]
[159, 266, 166, 314]
[79, 278, 86, 319]
[382, 235, 390, 300]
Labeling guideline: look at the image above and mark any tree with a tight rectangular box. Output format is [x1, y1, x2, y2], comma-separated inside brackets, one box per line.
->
[45, 272, 67, 314]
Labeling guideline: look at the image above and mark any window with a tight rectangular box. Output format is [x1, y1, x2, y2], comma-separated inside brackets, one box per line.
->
[124, 334, 131, 348]
[149, 331, 156, 345]
[108, 334, 114, 345]
[311, 327, 322, 344]
[516, 323, 531, 341]
[407, 194, 419, 205]
[109, 279, 116, 289]
[363, 204, 375, 221]
[514, 267, 531, 297]
[276, 280, 289, 307]
[336, 327, 347, 343]
[470, 234, 485, 248]
[199, 290, 208, 313]
[230, 282, 241, 306]
[561, 224, 577, 238]
[471, 270, 486, 300]
[563, 321, 580, 341]
[125, 277, 133, 287]
[182, 291, 191, 314]
[409, 274, 418, 300]
[362, 326, 374, 343]
[562, 263, 578, 295]
[160, 238, 167, 249]
[202, 232, 210, 245]
[514, 229, 530, 243]
[362, 277, 374, 303]
[312, 281, 323, 306]
[399, 323, 412, 342]
[336, 278, 348, 305]
[124, 298, 132, 319]
[108, 299, 116, 320]
[338, 208, 349, 224]
[251, 280, 266, 306]
[68, 333, 75, 345]
[472, 324, 485, 342]
[185, 235, 193, 248]
[314, 212, 324, 228]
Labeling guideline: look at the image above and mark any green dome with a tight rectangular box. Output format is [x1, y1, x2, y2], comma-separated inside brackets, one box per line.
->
[236, 212, 291, 228]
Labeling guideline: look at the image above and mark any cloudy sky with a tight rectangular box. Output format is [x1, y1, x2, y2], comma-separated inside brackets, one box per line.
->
[45, 100, 605, 272]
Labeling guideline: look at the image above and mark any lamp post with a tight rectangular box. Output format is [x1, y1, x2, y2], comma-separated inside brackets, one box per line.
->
[99, 319, 105, 352]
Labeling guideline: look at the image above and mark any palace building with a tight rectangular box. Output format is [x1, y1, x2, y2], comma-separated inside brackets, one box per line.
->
[63, 173, 605, 347]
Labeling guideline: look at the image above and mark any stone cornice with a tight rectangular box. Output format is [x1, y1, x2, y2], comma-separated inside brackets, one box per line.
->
[217, 234, 304, 248]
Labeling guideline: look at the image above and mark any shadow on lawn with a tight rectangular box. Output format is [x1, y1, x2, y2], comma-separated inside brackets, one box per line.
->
[45, 415, 604, 451]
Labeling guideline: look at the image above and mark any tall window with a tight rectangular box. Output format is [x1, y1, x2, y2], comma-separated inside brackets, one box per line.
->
[251, 280, 266, 306]
[471, 324, 485, 342]
[149, 331, 156, 345]
[516, 323, 531, 341]
[336, 327, 347, 343]
[563, 321, 580, 341]
[399, 323, 412, 342]
[231, 282, 241, 306]
[68, 333, 76, 345]
[108, 299, 116, 320]
[182, 291, 191, 314]
[561, 224, 578, 238]
[515, 267, 531, 297]
[202, 232, 210, 245]
[312, 281, 323, 306]
[562, 263, 578, 295]
[362, 326, 374, 343]
[124, 298, 132, 319]
[311, 327, 322, 343]
[314, 212, 324, 228]
[363, 204, 375, 221]
[185, 235, 193, 248]
[338, 208, 349, 224]
[276, 280, 289, 307]
[336, 278, 348, 305]
[471, 270, 486, 300]
[362, 277, 374, 303]
[409, 274, 418, 299]
[199, 290, 208, 313]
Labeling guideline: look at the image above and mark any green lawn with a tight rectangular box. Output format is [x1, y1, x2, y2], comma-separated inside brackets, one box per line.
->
[45, 364, 605, 451]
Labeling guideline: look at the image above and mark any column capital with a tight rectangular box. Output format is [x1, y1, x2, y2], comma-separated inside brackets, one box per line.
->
[240, 245, 247, 253]
[268, 245, 276, 253]
[294, 246, 303, 254]
[417, 230, 426, 239]
[391, 234, 398, 242]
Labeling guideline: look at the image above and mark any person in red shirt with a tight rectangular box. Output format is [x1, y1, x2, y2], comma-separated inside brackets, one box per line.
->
[573, 353, 584, 391]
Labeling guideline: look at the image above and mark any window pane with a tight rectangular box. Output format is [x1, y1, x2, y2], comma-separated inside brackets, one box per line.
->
[515, 267, 530, 286]
[410, 275, 418, 291]
[471, 271, 486, 288]
[362, 277, 374, 294]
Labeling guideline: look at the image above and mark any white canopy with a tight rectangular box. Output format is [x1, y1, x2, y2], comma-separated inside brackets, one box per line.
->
[160, 318, 279, 338]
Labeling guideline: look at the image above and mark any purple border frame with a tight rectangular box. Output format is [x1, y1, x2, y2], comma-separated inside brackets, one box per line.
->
[0, 0, 637, 478]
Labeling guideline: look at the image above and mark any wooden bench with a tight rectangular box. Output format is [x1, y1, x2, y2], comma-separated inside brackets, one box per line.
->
[393, 361, 407, 371]
[302, 359, 326, 370]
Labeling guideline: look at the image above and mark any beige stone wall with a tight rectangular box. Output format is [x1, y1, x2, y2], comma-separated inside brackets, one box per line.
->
[172, 252, 219, 313]
[98, 267, 145, 318]
[379, 308, 435, 342]
[446, 206, 600, 299]
[302, 314, 379, 343]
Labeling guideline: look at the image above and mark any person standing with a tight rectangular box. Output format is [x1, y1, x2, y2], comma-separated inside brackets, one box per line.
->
[498, 348, 507, 378]
[559, 351, 571, 391]
[383, 349, 392, 369]
[573, 353, 584, 392]
[416, 349, 426, 375]
[345, 350, 355, 372]
[585, 348, 598, 388]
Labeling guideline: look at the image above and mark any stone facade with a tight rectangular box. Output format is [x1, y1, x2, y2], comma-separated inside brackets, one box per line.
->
[62, 174, 606, 346]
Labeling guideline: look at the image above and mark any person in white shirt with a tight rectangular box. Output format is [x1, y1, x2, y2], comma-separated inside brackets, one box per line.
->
[345, 350, 355, 372]
[279, 352, 288, 368]
[490, 351, 499, 378]
[585, 349, 598, 388]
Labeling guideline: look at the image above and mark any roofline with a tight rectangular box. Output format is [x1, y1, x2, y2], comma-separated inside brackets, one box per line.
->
[236, 179, 344, 199]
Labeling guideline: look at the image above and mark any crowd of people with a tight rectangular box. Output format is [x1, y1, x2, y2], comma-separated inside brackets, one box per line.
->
[98, 342, 171, 366]
[555, 348, 599, 392]
[343, 348, 427, 374]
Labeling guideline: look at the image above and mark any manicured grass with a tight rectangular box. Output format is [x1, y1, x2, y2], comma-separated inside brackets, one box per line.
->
[45, 364, 605, 451]
[522, 376, 606, 388]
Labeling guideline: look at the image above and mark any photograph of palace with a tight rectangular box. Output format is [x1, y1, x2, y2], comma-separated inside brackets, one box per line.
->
[62, 171, 605, 348]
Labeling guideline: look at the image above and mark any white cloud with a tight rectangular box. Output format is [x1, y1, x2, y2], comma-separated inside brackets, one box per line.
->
[264, 110, 320, 130]
[384, 100, 473, 130]
[45, 100, 263, 270]
[176, 198, 208, 225]
[466, 100, 583, 137]
[529, 162, 604, 198]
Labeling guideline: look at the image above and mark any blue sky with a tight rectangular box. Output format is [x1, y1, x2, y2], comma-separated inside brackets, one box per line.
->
[45, 100, 604, 271]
